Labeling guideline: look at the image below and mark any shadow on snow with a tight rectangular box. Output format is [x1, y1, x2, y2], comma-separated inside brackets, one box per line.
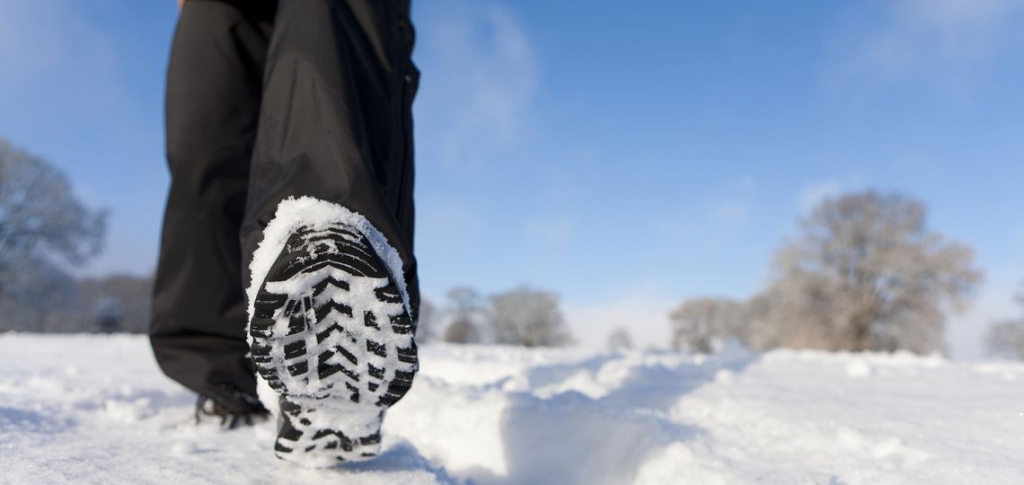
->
[487, 349, 758, 485]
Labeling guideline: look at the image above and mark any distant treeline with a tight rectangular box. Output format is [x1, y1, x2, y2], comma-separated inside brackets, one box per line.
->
[2, 136, 1022, 358]
[0, 274, 153, 333]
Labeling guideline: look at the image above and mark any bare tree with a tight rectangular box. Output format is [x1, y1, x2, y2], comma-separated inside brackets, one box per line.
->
[489, 286, 572, 347]
[733, 291, 782, 351]
[669, 298, 742, 352]
[986, 320, 1024, 360]
[442, 286, 484, 344]
[762, 191, 981, 353]
[986, 291, 1024, 360]
[443, 318, 481, 344]
[606, 327, 634, 351]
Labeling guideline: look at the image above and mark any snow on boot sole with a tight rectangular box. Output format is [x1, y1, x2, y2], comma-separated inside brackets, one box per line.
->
[249, 224, 417, 466]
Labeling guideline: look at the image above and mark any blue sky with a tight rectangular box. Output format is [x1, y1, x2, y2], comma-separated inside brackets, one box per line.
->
[1, 0, 1022, 357]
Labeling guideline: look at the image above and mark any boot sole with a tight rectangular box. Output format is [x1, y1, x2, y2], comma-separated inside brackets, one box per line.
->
[249, 225, 417, 465]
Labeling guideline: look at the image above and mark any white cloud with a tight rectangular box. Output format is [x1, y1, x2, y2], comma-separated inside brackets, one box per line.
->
[414, 0, 539, 167]
[827, 0, 1024, 90]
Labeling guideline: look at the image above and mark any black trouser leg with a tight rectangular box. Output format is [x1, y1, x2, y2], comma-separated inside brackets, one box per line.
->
[152, 0, 418, 412]
[240, 0, 420, 314]
[151, 0, 273, 412]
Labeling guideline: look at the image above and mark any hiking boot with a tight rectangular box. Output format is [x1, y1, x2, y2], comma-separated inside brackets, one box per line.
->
[247, 197, 417, 466]
[194, 394, 269, 429]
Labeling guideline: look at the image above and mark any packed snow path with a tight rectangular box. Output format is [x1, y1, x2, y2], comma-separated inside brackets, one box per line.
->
[1, 334, 1023, 484]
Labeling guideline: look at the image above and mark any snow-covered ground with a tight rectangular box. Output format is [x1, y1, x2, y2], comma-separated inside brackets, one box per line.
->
[1, 334, 1023, 484]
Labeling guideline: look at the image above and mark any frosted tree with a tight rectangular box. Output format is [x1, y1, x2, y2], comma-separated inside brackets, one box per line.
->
[0, 138, 106, 331]
[733, 292, 781, 351]
[606, 327, 634, 351]
[0, 138, 106, 290]
[985, 291, 1024, 360]
[669, 298, 742, 352]
[489, 287, 572, 347]
[763, 191, 981, 353]
[442, 287, 483, 344]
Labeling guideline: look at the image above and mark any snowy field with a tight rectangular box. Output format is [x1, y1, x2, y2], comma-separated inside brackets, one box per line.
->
[1, 334, 1023, 484]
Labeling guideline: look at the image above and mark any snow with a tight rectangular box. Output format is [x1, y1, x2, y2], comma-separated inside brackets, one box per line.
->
[2, 334, 1024, 484]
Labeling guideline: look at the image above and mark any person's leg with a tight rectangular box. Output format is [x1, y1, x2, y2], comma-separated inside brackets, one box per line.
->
[238, 0, 420, 464]
[150, 0, 275, 414]
[240, 0, 419, 309]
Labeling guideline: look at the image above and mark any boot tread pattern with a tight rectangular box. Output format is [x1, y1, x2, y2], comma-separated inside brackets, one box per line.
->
[250, 225, 417, 462]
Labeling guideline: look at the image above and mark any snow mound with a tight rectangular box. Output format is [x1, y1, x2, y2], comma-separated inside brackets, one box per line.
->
[2, 334, 1024, 484]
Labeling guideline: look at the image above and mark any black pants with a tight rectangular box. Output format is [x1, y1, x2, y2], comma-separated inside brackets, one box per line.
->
[150, 0, 419, 412]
